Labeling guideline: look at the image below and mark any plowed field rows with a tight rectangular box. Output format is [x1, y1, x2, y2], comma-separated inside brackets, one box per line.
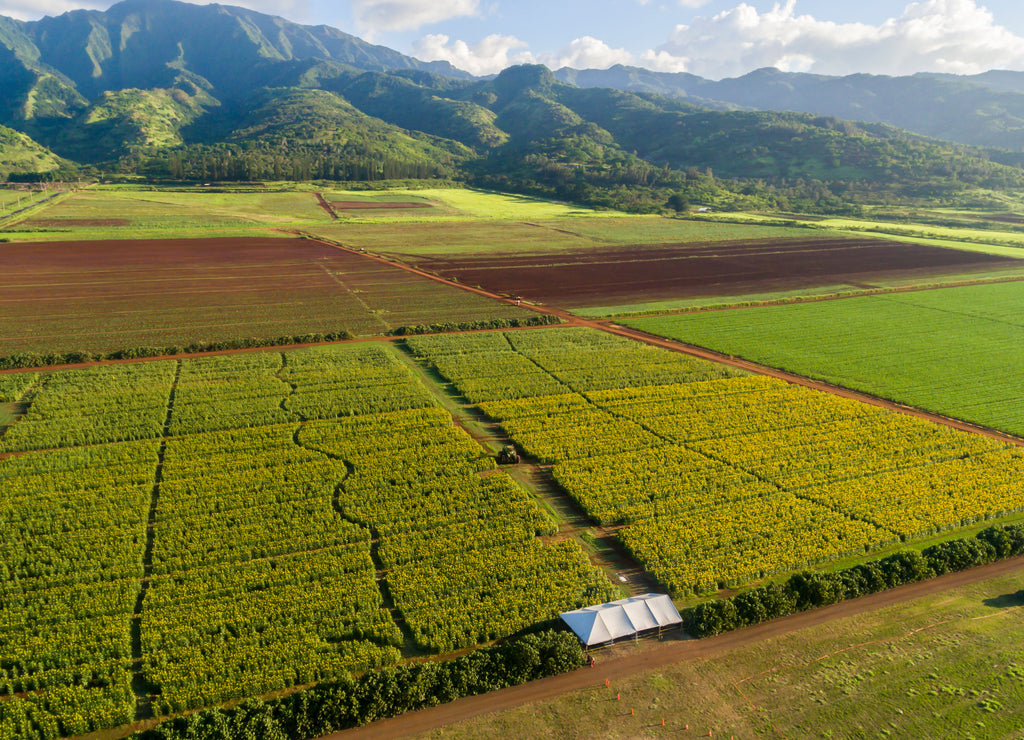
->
[0, 237, 535, 354]
[406, 237, 1016, 308]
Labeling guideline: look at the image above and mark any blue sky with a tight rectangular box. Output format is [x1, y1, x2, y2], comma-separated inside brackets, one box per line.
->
[7, 0, 1024, 79]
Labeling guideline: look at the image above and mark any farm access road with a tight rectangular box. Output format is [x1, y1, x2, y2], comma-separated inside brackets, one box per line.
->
[328, 555, 1024, 740]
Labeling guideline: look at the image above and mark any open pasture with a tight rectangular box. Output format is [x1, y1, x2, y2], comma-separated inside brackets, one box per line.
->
[0, 236, 536, 354]
[406, 237, 1018, 309]
[626, 280, 1024, 437]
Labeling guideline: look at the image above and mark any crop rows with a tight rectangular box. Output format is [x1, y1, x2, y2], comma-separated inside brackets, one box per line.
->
[169, 345, 435, 436]
[2, 342, 615, 737]
[0, 372, 37, 403]
[300, 407, 615, 652]
[0, 441, 160, 738]
[410, 328, 1024, 595]
[624, 282, 1024, 437]
[0, 362, 176, 452]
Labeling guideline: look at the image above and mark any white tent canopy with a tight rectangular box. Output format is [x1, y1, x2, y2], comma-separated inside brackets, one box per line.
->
[560, 593, 682, 646]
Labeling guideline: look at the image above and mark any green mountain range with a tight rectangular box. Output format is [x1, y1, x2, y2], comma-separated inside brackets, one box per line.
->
[2, 0, 1023, 214]
[555, 65, 1024, 152]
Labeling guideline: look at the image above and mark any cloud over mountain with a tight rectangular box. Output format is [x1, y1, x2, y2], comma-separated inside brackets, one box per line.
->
[651, 0, 1024, 79]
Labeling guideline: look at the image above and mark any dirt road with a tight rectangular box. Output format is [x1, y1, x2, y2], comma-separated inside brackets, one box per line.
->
[328, 555, 1024, 740]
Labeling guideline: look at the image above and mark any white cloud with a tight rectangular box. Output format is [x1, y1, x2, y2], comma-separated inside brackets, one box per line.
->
[414, 33, 635, 75]
[0, 0, 105, 21]
[640, 49, 690, 73]
[650, 0, 1024, 79]
[351, 0, 478, 33]
[413, 33, 533, 75]
[536, 36, 634, 71]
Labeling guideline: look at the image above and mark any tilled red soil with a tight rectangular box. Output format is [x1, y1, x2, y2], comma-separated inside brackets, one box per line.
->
[409, 237, 1018, 307]
[0, 236, 525, 354]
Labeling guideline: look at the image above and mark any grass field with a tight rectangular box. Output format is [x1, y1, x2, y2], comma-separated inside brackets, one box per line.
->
[414, 571, 1024, 740]
[626, 281, 1024, 437]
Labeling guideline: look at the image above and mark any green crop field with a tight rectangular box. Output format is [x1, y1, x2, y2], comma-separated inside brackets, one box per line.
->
[0, 343, 612, 737]
[309, 215, 818, 260]
[412, 571, 1024, 740]
[8, 184, 1024, 740]
[407, 328, 1024, 596]
[626, 281, 1024, 436]
[0, 187, 336, 241]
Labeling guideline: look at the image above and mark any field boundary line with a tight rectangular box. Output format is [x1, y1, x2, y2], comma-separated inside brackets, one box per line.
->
[597, 323, 1024, 449]
[130, 359, 181, 721]
[293, 231, 1024, 449]
[595, 272, 1024, 320]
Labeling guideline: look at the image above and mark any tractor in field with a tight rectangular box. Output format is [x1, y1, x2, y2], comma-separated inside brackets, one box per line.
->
[497, 445, 520, 465]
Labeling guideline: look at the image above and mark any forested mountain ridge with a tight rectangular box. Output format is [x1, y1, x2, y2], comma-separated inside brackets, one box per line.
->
[2, 0, 1023, 215]
[555, 65, 1024, 152]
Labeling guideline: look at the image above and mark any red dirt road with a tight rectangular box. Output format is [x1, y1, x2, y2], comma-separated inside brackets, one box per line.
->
[329, 555, 1024, 740]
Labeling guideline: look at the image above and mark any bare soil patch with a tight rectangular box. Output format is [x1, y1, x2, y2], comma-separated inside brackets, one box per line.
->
[407, 237, 1017, 308]
[330, 201, 432, 210]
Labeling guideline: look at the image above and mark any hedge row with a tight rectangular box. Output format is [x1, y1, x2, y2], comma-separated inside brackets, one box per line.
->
[387, 315, 562, 336]
[133, 630, 584, 740]
[685, 523, 1024, 637]
[0, 332, 354, 370]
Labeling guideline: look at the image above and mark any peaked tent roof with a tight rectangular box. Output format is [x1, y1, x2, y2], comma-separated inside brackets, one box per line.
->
[560, 593, 682, 646]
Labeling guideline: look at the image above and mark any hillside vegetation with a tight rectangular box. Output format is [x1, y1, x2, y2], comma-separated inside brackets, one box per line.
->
[2, 0, 1024, 214]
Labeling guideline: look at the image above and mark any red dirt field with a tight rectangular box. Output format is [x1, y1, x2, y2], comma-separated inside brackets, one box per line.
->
[330, 201, 432, 210]
[406, 237, 1020, 308]
[0, 236, 536, 354]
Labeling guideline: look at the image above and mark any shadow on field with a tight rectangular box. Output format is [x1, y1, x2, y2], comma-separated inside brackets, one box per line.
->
[983, 590, 1024, 609]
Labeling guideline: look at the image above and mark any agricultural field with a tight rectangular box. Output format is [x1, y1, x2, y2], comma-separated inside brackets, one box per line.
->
[412, 571, 1024, 740]
[391, 236, 1023, 312]
[626, 280, 1024, 437]
[308, 216, 816, 258]
[0, 236, 538, 355]
[0, 343, 611, 738]
[408, 328, 1024, 596]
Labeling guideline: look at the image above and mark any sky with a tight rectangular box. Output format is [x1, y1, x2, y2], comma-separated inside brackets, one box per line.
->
[6, 0, 1024, 79]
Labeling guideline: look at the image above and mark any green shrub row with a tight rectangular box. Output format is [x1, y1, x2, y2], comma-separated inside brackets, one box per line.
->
[0, 332, 353, 370]
[387, 315, 562, 336]
[684, 523, 1024, 637]
[133, 629, 583, 740]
